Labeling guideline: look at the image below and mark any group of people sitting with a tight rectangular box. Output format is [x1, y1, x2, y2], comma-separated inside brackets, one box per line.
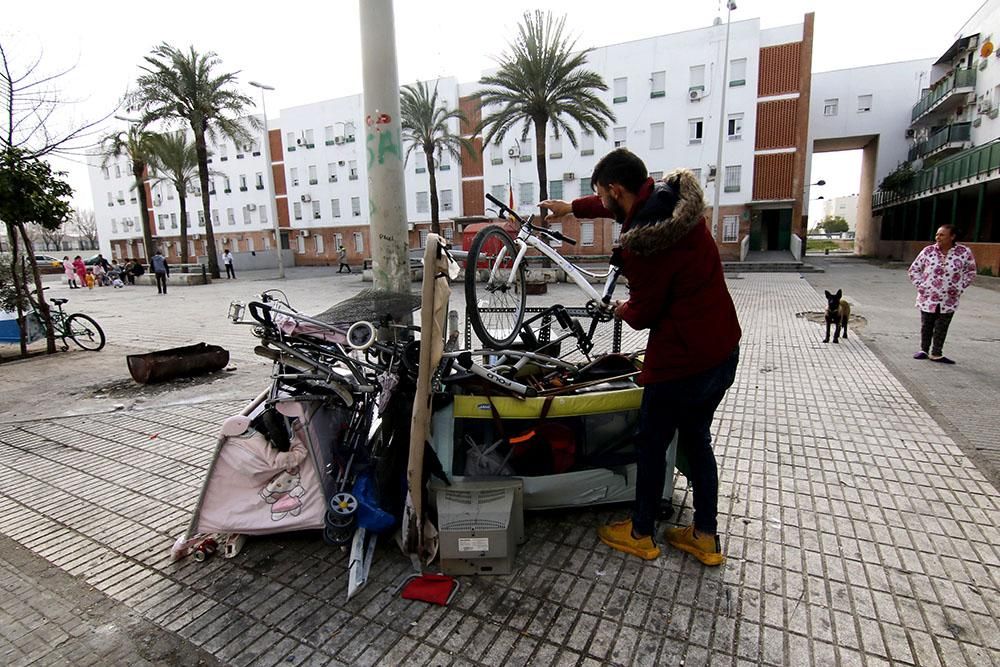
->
[62, 254, 146, 290]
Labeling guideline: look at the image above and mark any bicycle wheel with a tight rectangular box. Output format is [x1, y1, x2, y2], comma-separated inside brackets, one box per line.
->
[65, 314, 106, 351]
[464, 225, 526, 349]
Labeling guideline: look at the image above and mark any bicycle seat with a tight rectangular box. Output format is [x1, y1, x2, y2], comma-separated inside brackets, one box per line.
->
[50, 298, 68, 306]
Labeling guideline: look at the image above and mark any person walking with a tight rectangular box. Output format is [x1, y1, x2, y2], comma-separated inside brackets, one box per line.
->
[62, 256, 79, 289]
[541, 149, 741, 565]
[223, 248, 236, 279]
[337, 245, 352, 274]
[907, 224, 977, 364]
[151, 249, 170, 295]
[72, 256, 87, 289]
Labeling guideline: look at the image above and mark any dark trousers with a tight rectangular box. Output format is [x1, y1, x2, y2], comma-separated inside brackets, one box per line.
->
[225, 264, 236, 279]
[155, 271, 167, 294]
[632, 346, 739, 537]
[338, 262, 351, 273]
[920, 306, 955, 356]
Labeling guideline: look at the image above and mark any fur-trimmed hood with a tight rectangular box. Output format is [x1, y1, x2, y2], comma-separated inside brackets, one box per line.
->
[618, 169, 706, 256]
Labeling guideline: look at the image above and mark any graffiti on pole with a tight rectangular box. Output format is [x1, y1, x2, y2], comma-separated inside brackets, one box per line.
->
[365, 111, 401, 169]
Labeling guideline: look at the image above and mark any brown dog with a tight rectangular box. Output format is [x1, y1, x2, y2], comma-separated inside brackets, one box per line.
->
[823, 289, 851, 344]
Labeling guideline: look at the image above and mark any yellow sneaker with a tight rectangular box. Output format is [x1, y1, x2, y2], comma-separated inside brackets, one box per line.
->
[664, 525, 725, 566]
[597, 519, 661, 560]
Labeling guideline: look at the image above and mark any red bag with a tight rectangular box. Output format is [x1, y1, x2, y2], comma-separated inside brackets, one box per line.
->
[399, 574, 458, 605]
[490, 397, 577, 475]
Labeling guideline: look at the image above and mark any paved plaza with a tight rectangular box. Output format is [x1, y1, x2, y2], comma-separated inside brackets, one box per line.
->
[1, 263, 999, 666]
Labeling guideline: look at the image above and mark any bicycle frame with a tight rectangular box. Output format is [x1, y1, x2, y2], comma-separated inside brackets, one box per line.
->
[502, 230, 620, 306]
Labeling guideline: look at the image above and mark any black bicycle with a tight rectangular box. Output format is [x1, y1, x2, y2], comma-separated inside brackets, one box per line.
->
[44, 297, 106, 351]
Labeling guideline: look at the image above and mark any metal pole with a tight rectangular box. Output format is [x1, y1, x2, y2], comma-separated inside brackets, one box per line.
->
[711, 2, 735, 241]
[360, 0, 410, 294]
[256, 89, 285, 279]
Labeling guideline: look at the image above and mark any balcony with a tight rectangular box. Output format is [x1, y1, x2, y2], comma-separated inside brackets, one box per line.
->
[911, 68, 976, 124]
[907, 122, 972, 163]
[873, 139, 1000, 210]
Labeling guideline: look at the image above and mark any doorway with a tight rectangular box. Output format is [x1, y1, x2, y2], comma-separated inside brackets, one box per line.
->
[756, 208, 792, 251]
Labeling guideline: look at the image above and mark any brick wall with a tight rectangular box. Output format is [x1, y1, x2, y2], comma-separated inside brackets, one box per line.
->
[753, 153, 795, 200]
[755, 99, 798, 149]
[758, 43, 801, 96]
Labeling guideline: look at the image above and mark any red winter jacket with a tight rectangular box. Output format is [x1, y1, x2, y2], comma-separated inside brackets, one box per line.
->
[572, 171, 741, 384]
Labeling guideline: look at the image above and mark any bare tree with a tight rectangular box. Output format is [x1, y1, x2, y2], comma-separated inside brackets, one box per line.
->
[37, 223, 65, 251]
[0, 38, 114, 159]
[72, 209, 98, 249]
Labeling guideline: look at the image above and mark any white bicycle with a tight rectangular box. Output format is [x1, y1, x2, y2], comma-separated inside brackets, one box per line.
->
[464, 193, 622, 349]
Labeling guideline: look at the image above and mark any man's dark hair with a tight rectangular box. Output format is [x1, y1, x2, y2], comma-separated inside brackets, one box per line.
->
[938, 223, 958, 238]
[590, 148, 648, 194]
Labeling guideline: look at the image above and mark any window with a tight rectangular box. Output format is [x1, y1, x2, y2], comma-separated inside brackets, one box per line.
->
[290, 168, 299, 187]
[312, 200, 321, 219]
[107, 192, 113, 206]
[315, 235, 325, 255]
[857, 94, 872, 112]
[117, 189, 124, 203]
[689, 118, 704, 144]
[549, 130, 562, 158]
[689, 65, 705, 90]
[491, 184, 507, 202]
[349, 160, 358, 180]
[520, 140, 533, 162]
[169, 213, 177, 229]
[823, 98, 839, 116]
[111, 218, 118, 233]
[293, 201, 302, 220]
[650, 122, 665, 150]
[649, 171, 663, 181]
[167, 186, 174, 200]
[441, 189, 453, 211]
[518, 182, 534, 207]
[239, 174, 248, 191]
[580, 179, 593, 197]
[334, 233, 343, 251]
[225, 208, 235, 225]
[548, 222, 563, 248]
[443, 227, 453, 241]
[263, 234, 271, 250]
[219, 143, 228, 160]
[419, 230, 428, 248]
[438, 151, 450, 171]
[212, 209, 220, 227]
[723, 215, 739, 242]
[580, 130, 594, 156]
[243, 207, 251, 224]
[727, 113, 744, 141]
[325, 125, 335, 144]
[255, 172, 264, 189]
[691, 168, 702, 182]
[286, 131, 295, 150]
[259, 206, 267, 224]
[415, 152, 427, 173]
[581, 222, 595, 247]
[490, 144, 503, 165]
[308, 165, 318, 185]
[102, 166, 110, 180]
[296, 235, 306, 254]
[331, 198, 341, 218]
[613, 77, 628, 103]
[304, 129, 315, 146]
[613, 127, 627, 148]
[416, 191, 429, 213]
[327, 163, 338, 182]
[549, 180, 563, 200]
[729, 58, 747, 87]
[197, 210, 206, 227]
[351, 196, 361, 217]
[651, 70, 666, 98]
[247, 238, 255, 252]
[724, 165, 741, 192]
[344, 122, 356, 141]
[612, 222, 622, 243]
[209, 179, 216, 195]
[353, 231, 364, 253]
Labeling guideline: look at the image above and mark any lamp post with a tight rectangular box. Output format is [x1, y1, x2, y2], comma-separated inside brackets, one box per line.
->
[249, 80, 285, 279]
[710, 0, 737, 241]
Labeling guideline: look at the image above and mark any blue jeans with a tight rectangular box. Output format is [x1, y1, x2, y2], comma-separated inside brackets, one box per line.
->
[631, 346, 739, 537]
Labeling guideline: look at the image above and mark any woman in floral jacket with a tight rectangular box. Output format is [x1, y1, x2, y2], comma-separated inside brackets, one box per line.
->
[907, 224, 977, 363]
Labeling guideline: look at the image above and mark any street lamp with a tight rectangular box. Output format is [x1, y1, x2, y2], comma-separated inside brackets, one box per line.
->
[249, 80, 285, 279]
[710, 1, 737, 242]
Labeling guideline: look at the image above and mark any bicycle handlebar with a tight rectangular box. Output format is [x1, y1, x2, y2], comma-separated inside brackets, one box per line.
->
[484, 193, 577, 245]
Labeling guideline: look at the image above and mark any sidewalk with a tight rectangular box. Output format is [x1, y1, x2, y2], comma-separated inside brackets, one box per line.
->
[0, 273, 998, 665]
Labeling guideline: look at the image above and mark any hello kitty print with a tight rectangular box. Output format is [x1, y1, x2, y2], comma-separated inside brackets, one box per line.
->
[907, 244, 977, 313]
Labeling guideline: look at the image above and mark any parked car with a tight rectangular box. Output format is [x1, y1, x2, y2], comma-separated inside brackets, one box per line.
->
[84, 255, 105, 266]
[34, 254, 63, 267]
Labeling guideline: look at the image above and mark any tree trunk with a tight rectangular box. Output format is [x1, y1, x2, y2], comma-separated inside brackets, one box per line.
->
[134, 162, 154, 263]
[178, 183, 189, 264]
[427, 146, 440, 237]
[16, 222, 57, 353]
[534, 117, 549, 218]
[6, 224, 27, 356]
[193, 123, 221, 278]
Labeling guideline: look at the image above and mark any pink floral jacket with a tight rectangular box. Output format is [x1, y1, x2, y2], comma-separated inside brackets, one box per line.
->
[907, 244, 977, 313]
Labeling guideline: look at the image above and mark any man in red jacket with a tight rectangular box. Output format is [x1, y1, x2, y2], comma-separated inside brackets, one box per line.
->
[542, 148, 741, 564]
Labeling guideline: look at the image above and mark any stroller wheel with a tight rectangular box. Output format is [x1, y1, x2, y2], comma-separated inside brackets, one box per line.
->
[329, 492, 358, 517]
[323, 522, 354, 546]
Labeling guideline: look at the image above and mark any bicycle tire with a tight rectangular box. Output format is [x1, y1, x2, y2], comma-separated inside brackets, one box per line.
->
[65, 313, 106, 351]
[464, 225, 526, 349]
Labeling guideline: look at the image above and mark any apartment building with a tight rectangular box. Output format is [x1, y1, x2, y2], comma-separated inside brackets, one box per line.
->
[88, 16, 815, 264]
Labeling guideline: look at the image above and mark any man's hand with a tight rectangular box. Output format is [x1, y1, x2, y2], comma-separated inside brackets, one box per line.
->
[539, 199, 572, 220]
[612, 299, 627, 321]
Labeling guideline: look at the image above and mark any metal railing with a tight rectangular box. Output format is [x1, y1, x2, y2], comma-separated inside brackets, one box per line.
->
[908, 122, 972, 161]
[911, 68, 976, 122]
[873, 138, 1000, 210]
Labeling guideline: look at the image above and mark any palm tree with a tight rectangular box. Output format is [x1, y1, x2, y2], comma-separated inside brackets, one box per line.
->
[146, 131, 200, 264]
[400, 81, 475, 236]
[101, 126, 157, 261]
[476, 11, 615, 213]
[130, 43, 258, 278]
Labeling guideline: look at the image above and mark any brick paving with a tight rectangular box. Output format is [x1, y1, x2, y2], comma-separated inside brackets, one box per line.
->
[0, 273, 998, 665]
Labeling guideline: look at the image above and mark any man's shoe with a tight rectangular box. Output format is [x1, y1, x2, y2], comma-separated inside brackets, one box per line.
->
[913, 351, 928, 360]
[597, 519, 660, 560]
[665, 525, 725, 566]
[929, 355, 955, 364]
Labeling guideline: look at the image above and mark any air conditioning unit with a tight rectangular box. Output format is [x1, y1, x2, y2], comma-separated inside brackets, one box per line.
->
[689, 89, 705, 101]
[296, 138, 305, 146]
[334, 136, 345, 145]
[905, 128, 916, 139]
[192, 234, 200, 240]
[338, 160, 346, 166]
[563, 172, 576, 181]
[246, 203, 257, 211]
[301, 230, 310, 237]
[507, 147, 520, 158]
[977, 99, 993, 114]
[301, 194, 312, 202]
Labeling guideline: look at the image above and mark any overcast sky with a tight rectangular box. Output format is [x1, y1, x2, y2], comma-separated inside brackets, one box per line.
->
[2, 0, 987, 222]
